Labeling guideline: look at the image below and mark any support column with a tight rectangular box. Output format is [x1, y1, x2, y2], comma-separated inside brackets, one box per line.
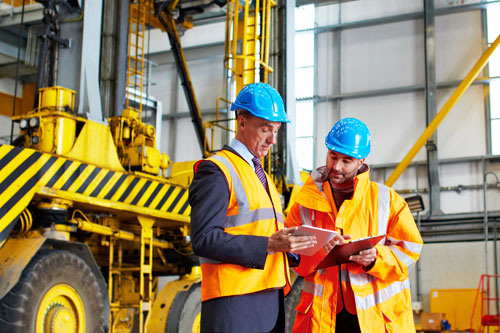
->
[114, 0, 129, 117]
[100, 0, 118, 120]
[78, 0, 104, 122]
[424, 0, 442, 215]
[283, 0, 301, 185]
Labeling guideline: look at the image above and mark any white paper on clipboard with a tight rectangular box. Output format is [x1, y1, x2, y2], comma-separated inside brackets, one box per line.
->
[291, 225, 338, 256]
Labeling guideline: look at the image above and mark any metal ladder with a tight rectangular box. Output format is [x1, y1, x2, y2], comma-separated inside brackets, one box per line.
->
[126, 0, 151, 118]
[224, 0, 275, 92]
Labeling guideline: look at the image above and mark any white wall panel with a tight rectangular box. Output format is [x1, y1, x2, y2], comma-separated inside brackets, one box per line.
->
[0, 115, 17, 143]
[0, 79, 24, 140]
[146, 21, 226, 54]
[151, 54, 224, 163]
[340, 19, 424, 92]
[340, 92, 427, 165]
[179, 22, 226, 48]
[439, 161, 485, 213]
[160, 117, 172, 162]
[436, 85, 486, 158]
[311, 2, 498, 223]
[150, 64, 177, 160]
[315, 4, 339, 26]
[435, 0, 482, 9]
[441, 189, 484, 213]
[175, 117, 204, 161]
[151, 64, 178, 116]
[316, 31, 340, 98]
[314, 101, 340, 168]
[182, 58, 224, 108]
[0, 78, 22, 97]
[440, 161, 483, 189]
[372, 164, 421, 193]
[168, 58, 224, 113]
[435, 11, 483, 82]
[340, 0, 422, 22]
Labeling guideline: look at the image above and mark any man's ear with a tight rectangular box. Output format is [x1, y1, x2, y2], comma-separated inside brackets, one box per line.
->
[358, 158, 366, 169]
[237, 115, 246, 130]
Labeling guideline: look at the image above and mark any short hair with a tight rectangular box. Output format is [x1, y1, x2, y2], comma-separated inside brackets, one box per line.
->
[235, 109, 251, 119]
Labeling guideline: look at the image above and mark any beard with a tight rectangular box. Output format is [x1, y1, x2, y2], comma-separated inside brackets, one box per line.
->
[328, 169, 356, 187]
[329, 170, 345, 184]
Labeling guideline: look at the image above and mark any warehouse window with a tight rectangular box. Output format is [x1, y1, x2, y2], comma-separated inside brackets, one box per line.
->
[487, 6, 500, 155]
[295, 4, 315, 171]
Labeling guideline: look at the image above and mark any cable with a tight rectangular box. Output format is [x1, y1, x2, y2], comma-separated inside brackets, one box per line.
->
[9, 0, 27, 145]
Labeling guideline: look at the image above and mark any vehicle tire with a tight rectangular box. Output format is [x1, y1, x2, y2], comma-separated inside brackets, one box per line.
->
[285, 276, 304, 333]
[166, 283, 201, 333]
[0, 249, 107, 333]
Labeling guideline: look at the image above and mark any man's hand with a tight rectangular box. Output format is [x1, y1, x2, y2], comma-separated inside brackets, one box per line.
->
[267, 227, 317, 253]
[349, 247, 377, 267]
[323, 234, 351, 253]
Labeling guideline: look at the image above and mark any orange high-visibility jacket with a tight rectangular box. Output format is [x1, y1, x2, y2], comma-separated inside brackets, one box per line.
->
[196, 150, 291, 302]
[285, 166, 423, 333]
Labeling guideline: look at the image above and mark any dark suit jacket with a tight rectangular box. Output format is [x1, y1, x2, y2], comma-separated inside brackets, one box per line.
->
[188, 147, 283, 332]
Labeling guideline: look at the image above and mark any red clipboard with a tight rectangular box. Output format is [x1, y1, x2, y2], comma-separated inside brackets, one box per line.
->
[315, 234, 386, 269]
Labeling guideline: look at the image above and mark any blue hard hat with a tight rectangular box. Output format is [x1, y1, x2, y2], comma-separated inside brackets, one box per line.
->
[325, 118, 371, 159]
[230, 83, 290, 123]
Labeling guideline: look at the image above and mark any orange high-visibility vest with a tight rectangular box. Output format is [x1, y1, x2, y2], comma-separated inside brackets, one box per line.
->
[285, 166, 423, 333]
[195, 150, 290, 302]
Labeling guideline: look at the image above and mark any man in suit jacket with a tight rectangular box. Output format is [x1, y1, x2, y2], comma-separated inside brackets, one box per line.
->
[189, 83, 317, 332]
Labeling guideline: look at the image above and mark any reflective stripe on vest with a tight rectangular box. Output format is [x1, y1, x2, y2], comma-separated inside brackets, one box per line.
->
[347, 183, 414, 310]
[226, 208, 283, 228]
[353, 278, 411, 311]
[340, 183, 388, 285]
[377, 182, 422, 273]
[211, 155, 284, 225]
[377, 183, 390, 237]
[302, 270, 350, 300]
[349, 271, 376, 286]
[303, 279, 324, 297]
[300, 182, 411, 311]
[386, 237, 423, 272]
[386, 237, 423, 254]
[197, 151, 288, 301]
[199, 154, 282, 265]
[299, 206, 313, 226]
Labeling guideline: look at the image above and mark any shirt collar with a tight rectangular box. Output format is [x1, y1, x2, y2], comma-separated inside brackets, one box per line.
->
[230, 138, 257, 171]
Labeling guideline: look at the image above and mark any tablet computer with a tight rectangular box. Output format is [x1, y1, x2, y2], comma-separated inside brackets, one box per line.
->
[291, 225, 339, 256]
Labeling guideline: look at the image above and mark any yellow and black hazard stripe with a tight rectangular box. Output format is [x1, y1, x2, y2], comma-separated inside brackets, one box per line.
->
[0, 144, 191, 244]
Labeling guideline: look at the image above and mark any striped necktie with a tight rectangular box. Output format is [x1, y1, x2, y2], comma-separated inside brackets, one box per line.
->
[252, 157, 268, 191]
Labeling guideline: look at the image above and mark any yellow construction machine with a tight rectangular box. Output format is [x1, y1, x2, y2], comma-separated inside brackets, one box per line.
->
[0, 84, 200, 332]
[0, 1, 205, 332]
[0, 0, 289, 331]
